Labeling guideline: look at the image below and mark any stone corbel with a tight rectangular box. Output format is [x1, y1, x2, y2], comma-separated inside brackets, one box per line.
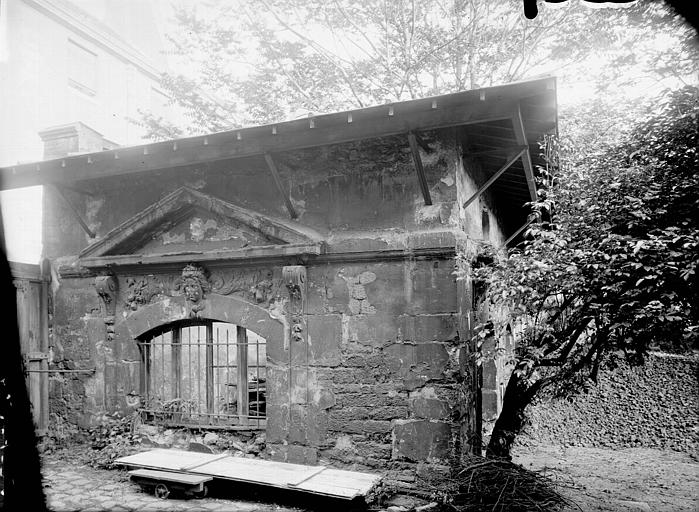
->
[282, 265, 307, 350]
[94, 272, 118, 341]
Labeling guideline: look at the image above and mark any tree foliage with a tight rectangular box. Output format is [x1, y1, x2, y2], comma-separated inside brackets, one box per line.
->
[139, 0, 696, 139]
[469, 85, 698, 458]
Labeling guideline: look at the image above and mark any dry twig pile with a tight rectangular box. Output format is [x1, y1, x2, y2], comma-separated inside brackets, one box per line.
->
[419, 457, 575, 512]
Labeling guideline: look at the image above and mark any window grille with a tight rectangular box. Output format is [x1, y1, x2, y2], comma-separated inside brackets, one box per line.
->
[138, 320, 266, 429]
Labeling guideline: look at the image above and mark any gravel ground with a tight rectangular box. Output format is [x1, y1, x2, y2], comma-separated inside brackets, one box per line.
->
[514, 444, 699, 512]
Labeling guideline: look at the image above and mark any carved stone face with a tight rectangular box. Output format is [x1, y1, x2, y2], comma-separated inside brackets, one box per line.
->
[184, 280, 203, 303]
[180, 264, 210, 305]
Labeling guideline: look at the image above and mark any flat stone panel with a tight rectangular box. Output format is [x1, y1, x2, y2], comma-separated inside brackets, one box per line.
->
[482, 359, 498, 389]
[289, 404, 308, 444]
[116, 360, 140, 397]
[305, 404, 328, 446]
[306, 265, 350, 315]
[290, 366, 308, 405]
[266, 403, 289, 443]
[266, 365, 290, 406]
[310, 387, 336, 410]
[406, 260, 458, 315]
[393, 420, 451, 462]
[287, 445, 318, 465]
[328, 419, 393, 434]
[307, 315, 342, 366]
[52, 279, 100, 325]
[406, 231, 457, 250]
[411, 398, 451, 420]
[344, 313, 400, 347]
[482, 390, 499, 421]
[415, 343, 450, 380]
[383, 342, 449, 381]
[397, 314, 458, 343]
[267, 443, 288, 462]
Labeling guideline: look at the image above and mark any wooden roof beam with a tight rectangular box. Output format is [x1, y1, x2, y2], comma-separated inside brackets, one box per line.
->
[263, 153, 297, 219]
[408, 132, 432, 206]
[512, 104, 538, 202]
[462, 148, 526, 210]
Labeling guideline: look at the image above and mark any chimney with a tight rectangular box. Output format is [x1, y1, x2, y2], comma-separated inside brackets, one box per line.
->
[38, 122, 118, 160]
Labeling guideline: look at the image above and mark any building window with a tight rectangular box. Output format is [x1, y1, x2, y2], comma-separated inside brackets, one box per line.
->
[138, 320, 266, 429]
[67, 39, 97, 95]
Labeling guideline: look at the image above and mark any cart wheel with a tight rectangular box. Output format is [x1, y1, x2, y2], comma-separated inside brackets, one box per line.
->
[154, 483, 170, 499]
[195, 485, 208, 499]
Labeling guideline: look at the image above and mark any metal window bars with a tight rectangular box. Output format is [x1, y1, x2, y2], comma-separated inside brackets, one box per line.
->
[138, 320, 266, 430]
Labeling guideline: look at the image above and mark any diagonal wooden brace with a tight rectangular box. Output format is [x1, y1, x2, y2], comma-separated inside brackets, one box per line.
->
[408, 132, 432, 206]
[461, 148, 526, 210]
[51, 184, 96, 238]
[264, 153, 298, 219]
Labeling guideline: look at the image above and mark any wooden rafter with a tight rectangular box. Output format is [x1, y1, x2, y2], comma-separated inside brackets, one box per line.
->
[408, 132, 432, 206]
[511, 104, 537, 202]
[263, 153, 298, 219]
[462, 148, 526, 210]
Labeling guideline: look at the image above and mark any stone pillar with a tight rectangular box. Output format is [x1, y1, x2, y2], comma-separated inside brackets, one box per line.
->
[269, 265, 316, 464]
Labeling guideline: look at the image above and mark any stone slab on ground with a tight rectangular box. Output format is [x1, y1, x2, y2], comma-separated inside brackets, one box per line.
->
[41, 451, 308, 512]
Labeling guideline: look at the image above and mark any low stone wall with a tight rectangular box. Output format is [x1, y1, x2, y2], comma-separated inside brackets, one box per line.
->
[517, 353, 699, 457]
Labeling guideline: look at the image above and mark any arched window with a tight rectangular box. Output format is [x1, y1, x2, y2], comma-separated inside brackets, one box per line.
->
[138, 320, 266, 429]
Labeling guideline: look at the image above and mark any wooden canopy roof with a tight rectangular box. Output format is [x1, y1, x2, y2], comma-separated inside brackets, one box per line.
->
[0, 77, 557, 238]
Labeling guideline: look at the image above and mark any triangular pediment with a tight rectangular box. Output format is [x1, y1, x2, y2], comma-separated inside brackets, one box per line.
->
[79, 187, 323, 262]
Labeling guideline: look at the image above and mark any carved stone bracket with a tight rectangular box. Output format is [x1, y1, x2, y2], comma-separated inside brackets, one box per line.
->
[12, 279, 27, 293]
[282, 265, 307, 349]
[95, 272, 118, 341]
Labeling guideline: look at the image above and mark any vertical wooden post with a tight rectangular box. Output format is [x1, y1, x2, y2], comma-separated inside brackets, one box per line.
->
[39, 259, 50, 434]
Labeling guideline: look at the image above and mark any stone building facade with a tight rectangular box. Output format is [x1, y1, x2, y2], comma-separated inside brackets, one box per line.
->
[2, 78, 557, 477]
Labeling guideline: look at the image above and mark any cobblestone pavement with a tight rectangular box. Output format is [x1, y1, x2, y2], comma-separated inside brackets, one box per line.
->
[41, 453, 310, 512]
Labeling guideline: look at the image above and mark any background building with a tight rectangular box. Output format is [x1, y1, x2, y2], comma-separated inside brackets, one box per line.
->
[0, 0, 175, 262]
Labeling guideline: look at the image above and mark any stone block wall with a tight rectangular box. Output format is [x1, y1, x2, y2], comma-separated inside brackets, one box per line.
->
[42, 129, 510, 477]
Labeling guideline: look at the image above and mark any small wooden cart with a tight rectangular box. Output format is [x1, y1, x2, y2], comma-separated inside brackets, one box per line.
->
[128, 468, 212, 499]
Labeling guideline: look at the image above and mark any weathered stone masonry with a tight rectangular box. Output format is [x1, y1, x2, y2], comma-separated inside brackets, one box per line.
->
[12, 79, 558, 479]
